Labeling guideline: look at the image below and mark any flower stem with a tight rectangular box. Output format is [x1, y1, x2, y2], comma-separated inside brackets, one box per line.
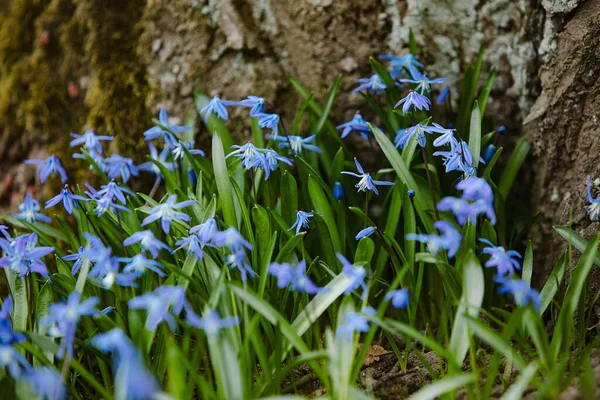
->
[421, 146, 440, 221]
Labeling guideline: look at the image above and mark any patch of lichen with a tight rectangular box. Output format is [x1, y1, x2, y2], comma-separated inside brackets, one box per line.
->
[0, 0, 152, 193]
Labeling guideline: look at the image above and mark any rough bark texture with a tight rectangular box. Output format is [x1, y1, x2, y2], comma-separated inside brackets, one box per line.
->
[0, 0, 598, 277]
[525, 0, 600, 279]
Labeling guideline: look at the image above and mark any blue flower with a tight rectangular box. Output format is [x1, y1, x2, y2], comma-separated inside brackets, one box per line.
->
[23, 367, 67, 399]
[124, 230, 171, 257]
[122, 254, 165, 277]
[395, 123, 437, 149]
[379, 54, 423, 78]
[227, 142, 264, 169]
[103, 154, 139, 183]
[456, 177, 494, 203]
[408, 189, 416, 198]
[225, 250, 256, 282]
[13, 193, 51, 224]
[337, 254, 368, 298]
[255, 149, 293, 180]
[144, 108, 191, 142]
[289, 210, 313, 235]
[399, 66, 447, 94]
[433, 139, 475, 174]
[266, 134, 322, 155]
[45, 185, 89, 214]
[0, 345, 31, 379]
[406, 220, 462, 258]
[138, 143, 177, 177]
[353, 74, 387, 94]
[256, 113, 280, 137]
[228, 95, 265, 116]
[0, 233, 54, 280]
[497, 125, 507, 135]
[129, 286, 187, 331]
[212, 227, 252, 252]
[436, 86, 450, 104]
[268, 260, 322, 294]
[437, 197, 496, 226]
[587, 176, 600, 221]
[0, 296, 26, 345]
[173, 234, 207, 261]
[89, 256, 138, 290]
[199, 95, 236, 122]
[336, 111, 371, 140]
[41, 291, 99, 359]
[96, 180, 135, 204]
[61, 246, 86, 275]
[385, 289, 410, 309]
[355, 226, 376, 240]
[85, 184, 132, 217]
[24, 155, 67, 183]
[92, 329, 161, 400]
[394, 90, 431, 115]
[186, 309, 241, 337]
[336, 306, 376, 342]
[189, 218, 219, 243]
[333, 181, 344, 200]
[495, 276, 541, 311]
[480, 239, 522, 276]
[70, 129, 113, 155]
[141, 194, 196, 234]
[81, 233, 113, 264]
[428, 123, 456, 147]
[483, 144, 496, 164]
[341, 157, 394, 195]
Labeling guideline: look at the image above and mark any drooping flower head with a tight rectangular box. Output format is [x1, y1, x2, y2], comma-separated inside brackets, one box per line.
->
[587, 176, 600, 221]
[336, 111, 371, 140]
[0, 233, 54, 280]
[395, 123, 437, 149]
[379, 53, 423, 78]
[227, 143, 264, 170]
[355, 226, 376, 241]
[228, 95, 265, 116]
[144, 108, 192, 142]
[394, 90, 431, 115]
[45, 185, 89, 215]
[406, 220, 462, 258]
[124, 230, 171, 258]
[138, 143, 177, 178]
[399, 66, 447, 94]
[186, 309, 241, 337]
[129, 286, 187, 331]
[199, 95, 236, 122]
[289, 210, 313, 235]
[255, 149, 293, 180]
[268, 260, 322, 294]
[385, 289, 410, 309]
[0, 296, 26, 345]
[256, 113, 280, 137]
[494, 276, 541, 311]
[353, 74, 387, 94]
[22, 367, 67, 399]
[70, 129, 114, 156]
[24, 155, 67, 184]
[337, 254, 368, 299]
[333, 181, 344, 200]
[122, 254, 165, 277]
[341, 157, 394, 195]
[103, 154, 139, 183]
[479, 239, 522, 276]
[336, 306, 376, 342]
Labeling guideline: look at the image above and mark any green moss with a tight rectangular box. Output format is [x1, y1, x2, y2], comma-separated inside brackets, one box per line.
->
[0, 0, 151, 191]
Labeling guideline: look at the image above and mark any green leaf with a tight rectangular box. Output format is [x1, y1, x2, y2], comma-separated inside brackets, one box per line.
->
[316, 75, 343, 135]
[522, 241, 533, 286]
[212, 133, 238, 228]
[281, 171, 298, 224]
[166, 335, 187, 399]
[468, 101, 481, 168]
[408, 374, 475, 400]
[11, 276, 28, 332]
[3, 216, 67, 243]
[55, 216, 80, 249]
[178, 252, 197, 290]
[371, 124, 434, 232]
[408, 28, 417, 55]
[275, 233, 306, 263]
[449, 250, 484, 366]
[308, 176, 342, 252]
[498, 137, 530, 200]
[466, 317, 527, 370]
[478, 68, 496, 116]
[539, 251, 567, 315]
[355, 237, 374, 265]
[500, 362, 537, 400]
[554, 226, 600, 266]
